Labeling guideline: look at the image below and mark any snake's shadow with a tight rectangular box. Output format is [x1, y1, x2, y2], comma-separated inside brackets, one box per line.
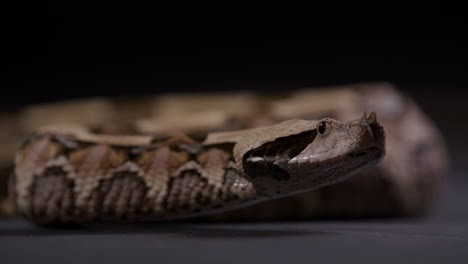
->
[0, 219, 330, 238]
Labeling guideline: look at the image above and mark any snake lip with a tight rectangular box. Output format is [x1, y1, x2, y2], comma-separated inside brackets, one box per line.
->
[348, 146, 384, 161]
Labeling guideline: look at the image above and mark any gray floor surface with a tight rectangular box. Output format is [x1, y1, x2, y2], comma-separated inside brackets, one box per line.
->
[1, 170, 467, 264]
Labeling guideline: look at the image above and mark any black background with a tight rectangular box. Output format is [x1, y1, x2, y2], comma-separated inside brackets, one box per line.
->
[3, 2, 467, 108]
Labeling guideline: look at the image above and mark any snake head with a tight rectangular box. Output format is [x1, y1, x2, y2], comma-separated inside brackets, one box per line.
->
[234, 113, 385, 197]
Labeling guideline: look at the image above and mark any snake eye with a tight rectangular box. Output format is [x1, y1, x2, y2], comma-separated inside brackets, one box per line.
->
[318, 121, 327, 135]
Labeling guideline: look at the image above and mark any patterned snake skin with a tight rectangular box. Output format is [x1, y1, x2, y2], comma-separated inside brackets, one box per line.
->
[0, 83, 449, 223]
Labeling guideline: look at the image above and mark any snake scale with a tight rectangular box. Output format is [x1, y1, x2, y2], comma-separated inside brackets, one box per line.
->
[0, 83, 449, 224]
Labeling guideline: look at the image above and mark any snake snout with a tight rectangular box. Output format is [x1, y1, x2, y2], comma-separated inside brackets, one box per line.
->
[367, 113, 386, 155]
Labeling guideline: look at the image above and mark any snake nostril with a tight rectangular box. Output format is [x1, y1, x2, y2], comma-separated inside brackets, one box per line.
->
[374, 151, 383, 160]
[369, 122, 384, 140]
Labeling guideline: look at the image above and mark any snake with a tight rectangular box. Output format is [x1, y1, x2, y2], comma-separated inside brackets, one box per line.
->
[0, 83, 449, 224]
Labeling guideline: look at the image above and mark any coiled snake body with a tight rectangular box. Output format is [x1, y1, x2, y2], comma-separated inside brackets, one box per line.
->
[0, 83, 449, 224]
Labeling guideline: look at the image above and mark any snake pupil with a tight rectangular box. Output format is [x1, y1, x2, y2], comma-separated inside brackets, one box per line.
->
[318, 121, 326, 134]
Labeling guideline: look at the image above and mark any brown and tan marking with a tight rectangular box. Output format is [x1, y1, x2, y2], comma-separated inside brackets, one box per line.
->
[11, 113, 385, 224]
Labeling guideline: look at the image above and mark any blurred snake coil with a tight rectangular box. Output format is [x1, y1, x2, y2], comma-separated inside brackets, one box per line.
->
[0, 83, 449, 223]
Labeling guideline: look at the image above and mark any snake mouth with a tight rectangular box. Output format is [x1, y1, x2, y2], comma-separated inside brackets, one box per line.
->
[348, 146, 384, 162]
